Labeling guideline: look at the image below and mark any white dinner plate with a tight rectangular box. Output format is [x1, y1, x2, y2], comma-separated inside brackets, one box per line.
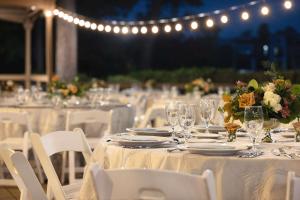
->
[281, 132, 296, 138]
[194, 125, 226, 133]
[112, 135, 171, 147]
[193, 133, 221, 139]
[126, 128, 171, 137]
[179, 143, 247, 156]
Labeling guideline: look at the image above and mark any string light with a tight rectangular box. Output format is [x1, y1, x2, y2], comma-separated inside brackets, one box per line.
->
[79, 20, 85, 27]
[58, 11, 64, 18]
[141, 26, 147, 34]
[132, 27, 139, 34]
[151, 26, 159, 34]
[261, 6, 270, 15]
[91, 23, 97, 30]
[63, 14, 68, 20]
[175, 23, 182, 31]
[97, 24, 104, 31]
[73, 18, 79, 25]
[105, 25, 112, 32]
[220, 15, 228, 24]
[190, 21, 198, 30]
[206, 18, 214, 28]
[113, 26, 120, 33]
[122, 26, 129, 34]
[53, 9, 59, 16]
[164, 24, 171, 33]
[44, 10, 53, 17]
[284, 0, 292, 9]
[67, 16, 74, 23]
[84, 21, 91, 28]
[241, 11, 250, 21]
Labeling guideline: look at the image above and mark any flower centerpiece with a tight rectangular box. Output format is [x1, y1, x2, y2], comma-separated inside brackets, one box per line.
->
[184, 78, 214, 94]
[221, 77, 300, 124]
[48, 75, 88, 98]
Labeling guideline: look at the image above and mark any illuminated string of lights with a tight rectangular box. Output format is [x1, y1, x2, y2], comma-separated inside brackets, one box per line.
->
[45, 0, 294, 35]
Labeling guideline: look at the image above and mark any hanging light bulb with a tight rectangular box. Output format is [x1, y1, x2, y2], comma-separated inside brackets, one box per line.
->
[84, 21, 91, 28]
[241, 11, 250, 21]
[113, 26, 120, 33]
[132, 26, 139, 34]
[53, 9, 59, 16]
[105, 25, 112, 32]
[175, 23, 182, 31]
[67, 16, 74, 23]
[141, 26, 147, 34]
[220, 15, 228, 24]
[261, 6, 270, 16]
[63, 14, 68, 20]
[44, 10, 53, 17]
[91, 23, 97, 30]
[190, 21, 199, 30]
[122, 27, 129, 34]
[164, 24, 171, 33]
[79, 20, 85, 27]
[206, 19, 214, 28]
[58, 11, 64, 18]
[284, 0, 292, 9]
[73, 18, 79, 25]
[151, 26, 159, 34]
[97, 24, 104, 31]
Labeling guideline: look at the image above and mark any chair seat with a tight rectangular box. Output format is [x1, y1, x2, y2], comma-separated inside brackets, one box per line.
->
[62, 180, 82, 200]
[0, 138, 28, 150]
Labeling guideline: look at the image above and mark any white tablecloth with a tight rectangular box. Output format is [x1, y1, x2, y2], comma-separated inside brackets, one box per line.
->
[80, 138, 300, 200]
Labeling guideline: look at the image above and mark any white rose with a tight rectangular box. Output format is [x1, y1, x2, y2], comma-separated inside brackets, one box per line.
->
[262, 83, 275, 92]
[263, 91, 282, 113]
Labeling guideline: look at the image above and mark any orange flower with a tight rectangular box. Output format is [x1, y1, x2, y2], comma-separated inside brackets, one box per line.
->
[225, 123, 241, 134]
[222, 94, 231, 102]
[238, 92, 255, 108]
[67, 84, 78, 94]
[51, 75, 59, 82]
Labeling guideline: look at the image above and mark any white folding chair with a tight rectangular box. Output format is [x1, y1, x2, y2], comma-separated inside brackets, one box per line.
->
[138, 104, 167, 128]
[0, 111, 43, 185]
[89, 163, 217, 200]
[286, 171, 300, 200]
[30, 129, 92, 200]
[0, 145, 47, 200]
[63, 110, 112, 184]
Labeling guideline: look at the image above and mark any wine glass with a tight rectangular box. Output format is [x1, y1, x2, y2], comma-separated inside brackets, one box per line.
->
[177, 103, 196, 142]
[244, 106, 264, 156]
[165, 101, 179, 140]
[199, 99, 214, 133]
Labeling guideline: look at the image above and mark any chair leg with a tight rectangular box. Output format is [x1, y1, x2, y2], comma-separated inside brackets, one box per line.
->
[60, 151, 67, 184]
[33, 150, 44, 183]
[69, 151, 75, 184]
[46, 183, 53, 200]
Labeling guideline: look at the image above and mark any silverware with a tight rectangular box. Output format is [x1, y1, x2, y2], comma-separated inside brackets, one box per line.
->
[278, 148, 296, 159]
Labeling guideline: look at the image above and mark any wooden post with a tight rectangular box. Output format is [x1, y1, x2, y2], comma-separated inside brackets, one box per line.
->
[23, 20, 33, 89]
[45, 13, 53, 83]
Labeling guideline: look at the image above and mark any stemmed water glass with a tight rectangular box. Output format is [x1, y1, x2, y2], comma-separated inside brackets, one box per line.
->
[244, 106, 264, 156]
[165, 101, 179, 140]
[199, 99, 214, 133]
[177, 103, 196, 142]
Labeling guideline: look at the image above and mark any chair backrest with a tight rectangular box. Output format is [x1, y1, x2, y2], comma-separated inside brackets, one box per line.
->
[286, 171, 300, 200]
[138, 105, 166, 128]
[30, 129, 92, 200]
[0, 145, 47, 200]
[90, 163, 217, 200]
[65, 110, 112, 134]
[0, 111, 32, 135]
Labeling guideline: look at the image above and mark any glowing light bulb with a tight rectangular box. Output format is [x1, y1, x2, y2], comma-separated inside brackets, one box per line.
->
[79, 20, 85, 27]
[44, 10, 53, 17]
[53, 9, 59, 16]
[73, 18, 79, 25]
[67, 16, 74, 23]
[58, 11, 64, 18]
[206, 19, 214, 28]
[132, 27, 139, 34]
[122, 27, 129, 34]
[261, 6, 270, 16]
[164, 25, 171, 33]
[113, 26, 120, 33]
[84, 21, 91, 28]
[91, 23, 97, 30]
[284, 0, 292, 9]
[152, 26, 159, 34]
[220, 15, 228, 24]
[97, 24, 104, 31]
[175, 23, 182, 31]
[105, 25, 112, 32]
[190, 21, 198, 30]
[141, 26, 147, 34]
[241, 11, 250, 21]
[63, 14, 68, 20]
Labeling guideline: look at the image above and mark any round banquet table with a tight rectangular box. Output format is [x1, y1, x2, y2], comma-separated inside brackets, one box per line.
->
[79, 138, 300, 200]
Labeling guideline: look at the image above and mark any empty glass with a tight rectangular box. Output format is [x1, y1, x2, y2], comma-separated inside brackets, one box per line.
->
[177, 103, 196, 142]
[244, 106, 264, 156]
[199, 99, 214, 133]
[165, 101, 179, 140]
